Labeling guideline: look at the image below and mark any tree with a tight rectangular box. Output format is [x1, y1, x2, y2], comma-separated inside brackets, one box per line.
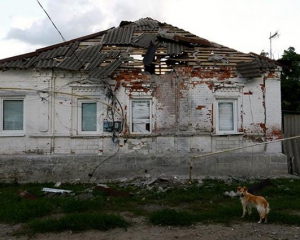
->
[260, 50, 269, 57]
[278, 47, 300, 112]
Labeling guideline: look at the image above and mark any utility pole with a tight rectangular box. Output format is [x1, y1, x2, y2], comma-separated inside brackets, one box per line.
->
[269, 31, 279, 59]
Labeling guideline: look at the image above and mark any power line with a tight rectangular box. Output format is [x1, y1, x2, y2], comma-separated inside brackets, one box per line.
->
[36, 0, 66, 42]
[36, 1, 125, 141]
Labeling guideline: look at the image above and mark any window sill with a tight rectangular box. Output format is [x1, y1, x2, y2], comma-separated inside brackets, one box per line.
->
[0, 132, 25, 137]
[212, 132, 244, 136]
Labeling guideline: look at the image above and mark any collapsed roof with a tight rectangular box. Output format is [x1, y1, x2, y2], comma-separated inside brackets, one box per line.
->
[0, 18, 278, 79]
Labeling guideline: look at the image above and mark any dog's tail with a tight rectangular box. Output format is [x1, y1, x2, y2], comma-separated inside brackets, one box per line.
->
[266, 203, 270, 214]
[257, 203, 270, 216]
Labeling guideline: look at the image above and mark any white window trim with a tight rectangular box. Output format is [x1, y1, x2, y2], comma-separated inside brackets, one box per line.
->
[130, 99, 152, 134]
[0, 97, 25, 137]
[77, 99, 101, 135]
[214, 98, 239, 135]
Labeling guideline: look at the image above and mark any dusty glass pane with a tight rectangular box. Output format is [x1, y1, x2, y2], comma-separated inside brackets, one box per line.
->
[3, 100, 23, 130]
[218, 102, 233, 131]
[82, 102, 97, 131]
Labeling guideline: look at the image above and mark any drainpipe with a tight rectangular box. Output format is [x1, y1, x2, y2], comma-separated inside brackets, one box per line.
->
[262, 74, 267, 150]
[49, 69, 56, 154]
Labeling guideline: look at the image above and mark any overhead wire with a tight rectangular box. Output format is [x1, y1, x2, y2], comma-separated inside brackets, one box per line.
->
[36, 0, 125, 142]
[36, 0, 66, 42]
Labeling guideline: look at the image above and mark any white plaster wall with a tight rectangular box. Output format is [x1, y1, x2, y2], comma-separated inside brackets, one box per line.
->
[265, 78, 282, 152]
[0, 68, 283, 155]
[241, 77, 266, 135]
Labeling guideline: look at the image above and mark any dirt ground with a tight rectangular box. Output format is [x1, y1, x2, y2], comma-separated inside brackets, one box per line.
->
[1, 217, 299, 240]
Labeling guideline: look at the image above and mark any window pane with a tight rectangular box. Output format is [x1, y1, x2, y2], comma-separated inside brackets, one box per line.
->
[3, 100, 23, 130]
[218, 102, 233, 131]
[132, 100, 150, 133]
[82, 103, 97, 131]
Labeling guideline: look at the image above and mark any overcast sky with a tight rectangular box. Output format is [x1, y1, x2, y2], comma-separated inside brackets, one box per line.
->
[0, 0, 299, 60]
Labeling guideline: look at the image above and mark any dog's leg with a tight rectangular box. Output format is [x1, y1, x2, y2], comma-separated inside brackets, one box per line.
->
[247, 204, 252, 215]
[241, 204, 247, 218]
[263, 207, 268, 223]
[257, 205, 266, 223]
[258, 217, 262, 223]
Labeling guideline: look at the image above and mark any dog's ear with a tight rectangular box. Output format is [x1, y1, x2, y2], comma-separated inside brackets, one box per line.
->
[237, 186, 241, 191]
[244, 186, 248, 191]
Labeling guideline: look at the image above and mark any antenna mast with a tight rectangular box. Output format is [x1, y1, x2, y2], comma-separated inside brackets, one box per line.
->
[269, 31, 279, 59]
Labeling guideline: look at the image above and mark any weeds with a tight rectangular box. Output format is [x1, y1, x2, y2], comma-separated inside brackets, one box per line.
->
[22, 213, 129, 235]
[149, 209, 197, 226]
[0, 178, 300, 235]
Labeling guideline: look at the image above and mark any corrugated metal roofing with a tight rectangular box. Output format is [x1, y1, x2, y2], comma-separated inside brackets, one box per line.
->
[102, 27, 134, 45]
[167, 43, 184, 55]
[84, 52, 107, 71]
[24, 56, 38, 68]
[0, 17, 281, 79]
[134, 18, 159, 28]
[90, 59, 122, 78]
[58, 44, 103, 71]
[236, 60, 261, 78]
[132, 33, 157, 48]
[36, 59, 57, 68]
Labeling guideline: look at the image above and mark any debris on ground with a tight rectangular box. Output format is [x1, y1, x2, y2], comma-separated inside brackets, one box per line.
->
[18, 190, 38, 200]
[42, 188, 72, 194]
[223, 190, 238, 198]
[247, 178, 275, 194]
[93, 184, 131, 197]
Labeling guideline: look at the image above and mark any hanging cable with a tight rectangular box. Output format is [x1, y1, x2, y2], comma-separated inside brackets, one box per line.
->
[36, 0, 126, 142]
[36, 0, 66, 42]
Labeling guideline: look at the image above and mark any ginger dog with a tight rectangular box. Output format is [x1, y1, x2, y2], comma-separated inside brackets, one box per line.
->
[237, 186, 270, 223]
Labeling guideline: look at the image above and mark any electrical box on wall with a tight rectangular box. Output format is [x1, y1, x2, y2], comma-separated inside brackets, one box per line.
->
[103, 120, 122, 132]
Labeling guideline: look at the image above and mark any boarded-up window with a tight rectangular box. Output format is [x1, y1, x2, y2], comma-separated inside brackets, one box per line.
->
[3, 100, 24, 130]
[131, 100, 151, 133]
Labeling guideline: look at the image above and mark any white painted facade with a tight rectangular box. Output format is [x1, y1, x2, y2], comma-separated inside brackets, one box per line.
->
[0, 67, 282, 156]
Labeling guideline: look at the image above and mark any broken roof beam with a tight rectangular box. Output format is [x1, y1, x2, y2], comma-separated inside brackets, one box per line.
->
[158, 31, 212, 46]
[236, 60, 261, 78]
[173, 35, 213, 47]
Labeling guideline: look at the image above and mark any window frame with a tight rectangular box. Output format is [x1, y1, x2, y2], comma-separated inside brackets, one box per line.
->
[0, 97, 25, 136]
[77, 99, 101, 135]
[215, 98, 238, 135]
[130, 99, 152, 134]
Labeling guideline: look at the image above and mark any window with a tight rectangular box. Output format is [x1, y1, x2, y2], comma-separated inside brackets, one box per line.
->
[131, 100, 151, 133]
[215, 99, 238, 134]
[78, 100, 100, 134]
[1, 98, 24, 132]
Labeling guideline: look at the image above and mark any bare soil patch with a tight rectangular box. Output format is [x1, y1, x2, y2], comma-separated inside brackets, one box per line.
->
[1, 219, 299, 240]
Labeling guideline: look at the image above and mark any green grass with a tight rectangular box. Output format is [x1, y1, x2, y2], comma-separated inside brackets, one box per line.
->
[1, 178, 300, 236]
[23, 213, 129, 234]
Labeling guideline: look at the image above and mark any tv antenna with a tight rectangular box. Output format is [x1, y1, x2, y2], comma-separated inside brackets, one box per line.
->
[269, 31, 279, 59]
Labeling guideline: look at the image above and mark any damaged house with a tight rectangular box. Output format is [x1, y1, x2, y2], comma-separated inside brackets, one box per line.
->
[0, 18, 287, 182]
